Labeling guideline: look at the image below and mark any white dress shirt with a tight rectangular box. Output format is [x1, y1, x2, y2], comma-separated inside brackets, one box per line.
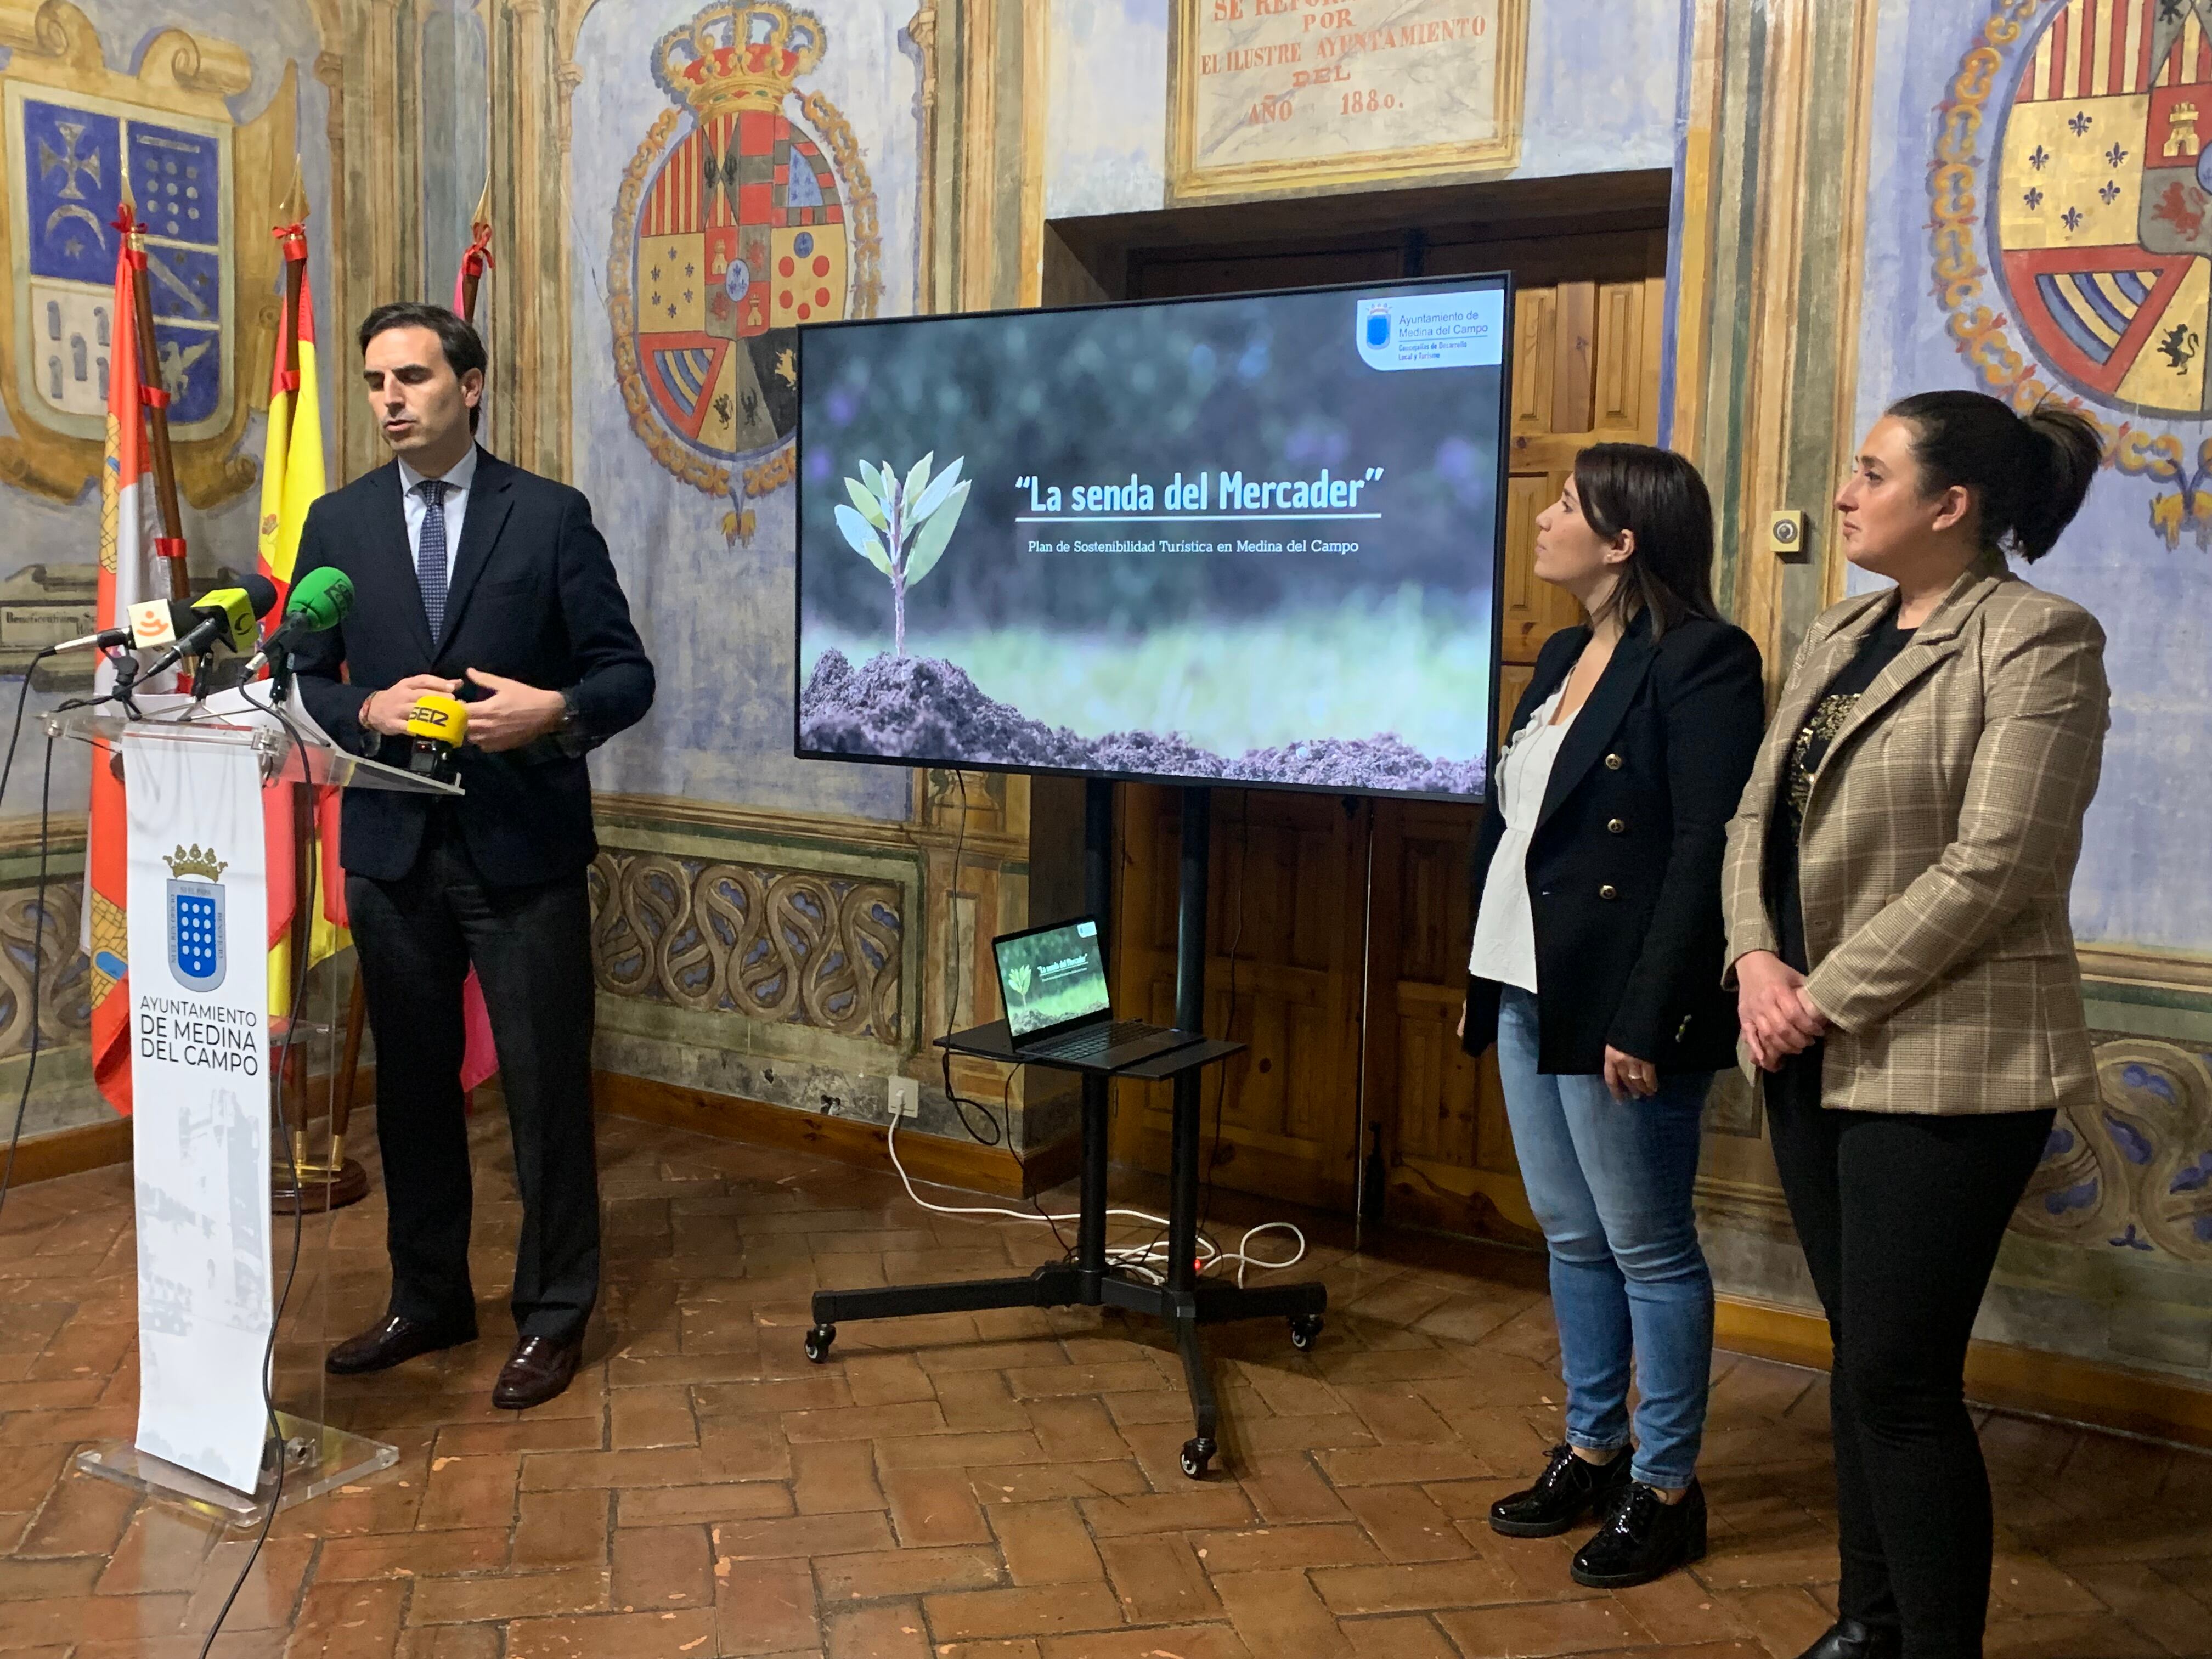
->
[1468, 686, 1578, 994]
[396, 445, 478, 575]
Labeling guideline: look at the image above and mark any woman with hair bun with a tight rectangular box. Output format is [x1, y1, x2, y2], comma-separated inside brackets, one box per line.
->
[1723, 391, 2109, 1659]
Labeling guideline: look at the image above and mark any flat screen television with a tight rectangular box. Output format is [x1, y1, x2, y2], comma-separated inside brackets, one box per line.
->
[794, 272, 1513, 801]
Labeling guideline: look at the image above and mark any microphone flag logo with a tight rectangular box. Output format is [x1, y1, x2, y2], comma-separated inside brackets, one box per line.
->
[163, 842, 229, 994]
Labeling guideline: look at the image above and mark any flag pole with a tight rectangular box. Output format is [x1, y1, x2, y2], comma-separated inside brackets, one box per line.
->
[120, 183, 190, 605]
[268, 159, 362, 1210]
[278, 157, 308, 405]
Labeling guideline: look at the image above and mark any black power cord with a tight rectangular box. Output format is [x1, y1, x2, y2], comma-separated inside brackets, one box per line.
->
[936, 768, 1009, 1149]
[11, 648, 319, 1655]
[1196, 795, 1248, 1259]
[0, 646, 62, 1226]
[196, 770, 317, 1657]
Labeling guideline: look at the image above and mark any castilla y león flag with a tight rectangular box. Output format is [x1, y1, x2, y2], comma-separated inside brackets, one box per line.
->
[85, 235, 161, 1115]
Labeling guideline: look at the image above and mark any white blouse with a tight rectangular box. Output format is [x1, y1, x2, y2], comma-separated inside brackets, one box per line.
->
[1468, 686, 1578, 994]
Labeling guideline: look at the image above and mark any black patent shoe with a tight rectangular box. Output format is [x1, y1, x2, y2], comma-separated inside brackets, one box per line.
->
[1488, 1443, 1633, 1538]
[1792, 1618, 1901, 1659]
[1570, 1477, 1707, 1588]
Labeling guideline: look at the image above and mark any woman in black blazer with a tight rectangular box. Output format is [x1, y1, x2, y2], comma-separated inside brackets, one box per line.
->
[1461, 444, 1764, 1587]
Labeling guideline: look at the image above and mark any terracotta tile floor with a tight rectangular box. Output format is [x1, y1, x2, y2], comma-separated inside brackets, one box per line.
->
[3, 1107, 2210, 1657]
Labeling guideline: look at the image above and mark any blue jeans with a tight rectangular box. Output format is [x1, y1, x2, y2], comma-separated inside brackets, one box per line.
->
[1496, 986, 1714, 1489]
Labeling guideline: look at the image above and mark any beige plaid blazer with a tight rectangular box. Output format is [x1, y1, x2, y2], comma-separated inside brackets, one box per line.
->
[1722, 555, 2108, 1115]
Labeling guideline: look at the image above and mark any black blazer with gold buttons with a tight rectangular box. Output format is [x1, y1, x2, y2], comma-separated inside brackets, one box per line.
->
[1462, 609, 1765, 1075]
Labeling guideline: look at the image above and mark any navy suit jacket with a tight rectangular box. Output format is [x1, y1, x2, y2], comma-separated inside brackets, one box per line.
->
[290, 449, 654, 887]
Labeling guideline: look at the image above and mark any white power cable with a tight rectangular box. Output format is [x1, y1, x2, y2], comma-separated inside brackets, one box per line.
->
[883, 1111, 1306, 1288]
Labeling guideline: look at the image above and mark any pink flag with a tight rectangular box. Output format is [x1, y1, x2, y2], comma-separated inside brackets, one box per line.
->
[460, 969, 498, 1093]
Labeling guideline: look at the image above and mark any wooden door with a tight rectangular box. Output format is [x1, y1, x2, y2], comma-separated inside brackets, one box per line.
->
[1111, 787, 1367, 1212]
[1369, 266, 1668, 1242]
[1107, 239, 1668, 1229]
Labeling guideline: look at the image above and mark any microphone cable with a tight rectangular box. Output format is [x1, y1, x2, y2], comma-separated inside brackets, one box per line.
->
[195, 798, 316, 1658]
[0, 646, 61, 1226]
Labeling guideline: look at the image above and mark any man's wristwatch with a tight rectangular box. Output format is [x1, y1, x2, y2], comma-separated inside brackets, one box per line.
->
[557, 689, 582, 734]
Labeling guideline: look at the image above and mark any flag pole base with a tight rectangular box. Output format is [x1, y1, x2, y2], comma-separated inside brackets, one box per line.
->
[75, 1416, 398, 1529]
[273, 1155, 370, 1212]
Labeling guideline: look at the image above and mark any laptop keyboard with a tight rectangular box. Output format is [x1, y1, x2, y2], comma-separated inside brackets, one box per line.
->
[1029, 1020, 1157, 1059]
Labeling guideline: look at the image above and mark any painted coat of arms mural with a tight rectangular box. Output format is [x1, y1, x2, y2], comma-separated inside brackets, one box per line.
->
[610, 2, 881, 543]
[0, 1, 292, 510]
[1939, 0, 2212, 544]
[1932, 0, 2212, 1267]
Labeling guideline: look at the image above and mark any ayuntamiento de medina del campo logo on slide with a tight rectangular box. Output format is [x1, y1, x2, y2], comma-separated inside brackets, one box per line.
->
[164, 842, 227, 995]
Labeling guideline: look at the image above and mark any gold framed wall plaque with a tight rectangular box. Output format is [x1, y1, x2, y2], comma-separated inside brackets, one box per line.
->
[1169, 0, 1526, 202]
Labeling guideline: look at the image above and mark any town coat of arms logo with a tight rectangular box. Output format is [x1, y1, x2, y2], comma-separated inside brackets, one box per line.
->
[164, 842, 228, 994]
[1940, 0, 2212, 543]
[0, 4, 292, 508]
[610, 2, 881, 541]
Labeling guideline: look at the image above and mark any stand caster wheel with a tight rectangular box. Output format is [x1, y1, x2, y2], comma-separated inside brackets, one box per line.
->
[803, 1325, 836, 1364]
[1178, 1436, 1216, 1480]
[1289, 1314, 1323, 1352]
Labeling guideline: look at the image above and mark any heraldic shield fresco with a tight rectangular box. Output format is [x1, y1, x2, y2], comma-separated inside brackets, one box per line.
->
[610, 2, 881, 544]
[0, 1, 292, 509]
[1943, 0, 2212, 544]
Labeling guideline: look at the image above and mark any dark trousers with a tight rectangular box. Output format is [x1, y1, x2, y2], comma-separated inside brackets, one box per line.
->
[348, 810, 600, 1341]
[1765, 1051, 2053, 1659]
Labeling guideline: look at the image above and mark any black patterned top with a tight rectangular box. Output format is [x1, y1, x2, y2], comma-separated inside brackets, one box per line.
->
[1768, 609, 1916, 972]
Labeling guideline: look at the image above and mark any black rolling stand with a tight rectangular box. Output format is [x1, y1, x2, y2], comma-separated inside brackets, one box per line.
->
[803, 783, 1328, 1479]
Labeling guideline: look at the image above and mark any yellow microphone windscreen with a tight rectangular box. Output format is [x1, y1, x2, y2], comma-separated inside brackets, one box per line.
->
[405, 692, 469, 746]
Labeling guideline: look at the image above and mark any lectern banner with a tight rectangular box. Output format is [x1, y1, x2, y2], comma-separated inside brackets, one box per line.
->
[121, 729, 273, 1495]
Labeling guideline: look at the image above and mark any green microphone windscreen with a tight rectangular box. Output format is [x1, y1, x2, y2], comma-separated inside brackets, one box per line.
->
[287, 566, 354, 631]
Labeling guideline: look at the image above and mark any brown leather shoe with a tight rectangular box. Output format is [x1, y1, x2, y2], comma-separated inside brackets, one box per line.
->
[493, 1334, 582, 1410]
[325, 1314, 476, 1376]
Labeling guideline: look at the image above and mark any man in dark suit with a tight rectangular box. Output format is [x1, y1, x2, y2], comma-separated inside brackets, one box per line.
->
[292, 302, 653, 1408]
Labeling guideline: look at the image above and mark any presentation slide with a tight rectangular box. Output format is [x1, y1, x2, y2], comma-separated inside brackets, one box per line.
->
[795, 275, 1509, 799]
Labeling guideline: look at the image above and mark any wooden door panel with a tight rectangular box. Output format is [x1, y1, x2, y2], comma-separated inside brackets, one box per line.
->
[1373, 255, 1667, 1244]
[1498, 662, 1534, 746]
[1550, 281, 1597, 434]
[1111, 786, 1362, 1212]
[1511, 287, 1556, 439]
[1103, 238, 1667, 1238]
[1499, 471, 1581, 663]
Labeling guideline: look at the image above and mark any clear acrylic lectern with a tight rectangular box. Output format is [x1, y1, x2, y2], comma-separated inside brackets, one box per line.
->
[52, 692, 460, 1525]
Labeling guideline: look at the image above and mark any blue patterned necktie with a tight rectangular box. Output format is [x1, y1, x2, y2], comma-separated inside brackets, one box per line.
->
[415, 477, 450, 639]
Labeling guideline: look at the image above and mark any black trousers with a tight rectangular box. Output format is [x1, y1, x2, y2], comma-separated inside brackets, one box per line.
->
[348, 810, 600, 1341]
[1764, 1051, 2053, 1659]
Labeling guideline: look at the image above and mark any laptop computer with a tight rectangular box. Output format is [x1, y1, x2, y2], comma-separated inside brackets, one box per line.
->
[991, 917, 1204, 1069]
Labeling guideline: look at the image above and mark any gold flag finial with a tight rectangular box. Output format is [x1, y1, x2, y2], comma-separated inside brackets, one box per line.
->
[470, 176, 492, 237]
[278, 154, 308, 225]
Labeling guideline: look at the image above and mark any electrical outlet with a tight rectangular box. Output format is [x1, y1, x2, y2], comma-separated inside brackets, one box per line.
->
[887, 1076, 919, 1119]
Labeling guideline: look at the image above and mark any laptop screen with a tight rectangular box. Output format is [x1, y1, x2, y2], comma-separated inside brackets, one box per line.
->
[995, 919, 1110, 1039]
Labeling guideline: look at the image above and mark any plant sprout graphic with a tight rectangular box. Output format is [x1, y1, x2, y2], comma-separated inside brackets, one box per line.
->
[834, 453, 972, 656]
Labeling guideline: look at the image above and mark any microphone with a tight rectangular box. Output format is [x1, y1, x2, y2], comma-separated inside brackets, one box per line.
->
[246, 567, 355, 678]
[50, 624, 136, 654]
[54, 596, 210, 655]
[140, 574, 279, 680]
[403, 692, 467, 783]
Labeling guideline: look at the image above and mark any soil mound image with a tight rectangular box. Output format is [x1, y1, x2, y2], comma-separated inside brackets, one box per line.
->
[800, 650, 1485, 797]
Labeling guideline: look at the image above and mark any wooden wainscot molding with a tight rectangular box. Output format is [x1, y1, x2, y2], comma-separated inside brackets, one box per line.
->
[3, 1114, 132, 1186]
[597, 1070, 1080, 1200]
[1716, 1296, 2212, 1453]
[0, 0, 291, 507]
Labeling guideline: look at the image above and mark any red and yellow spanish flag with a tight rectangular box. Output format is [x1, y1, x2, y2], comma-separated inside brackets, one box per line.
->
[85, 238, 160, 1114]
[256, 267, 349, 1012]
